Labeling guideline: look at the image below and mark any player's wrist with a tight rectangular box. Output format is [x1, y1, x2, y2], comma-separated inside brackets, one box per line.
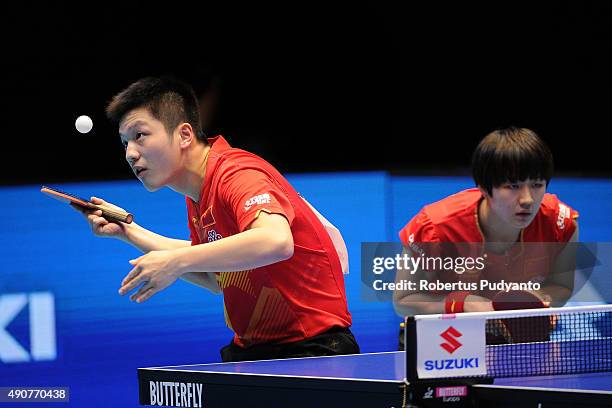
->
[119, 221, 140, 244]
[169, 246, 192, 277]
[444, 291, 471, 313]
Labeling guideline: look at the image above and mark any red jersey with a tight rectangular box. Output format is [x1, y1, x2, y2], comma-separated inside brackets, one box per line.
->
[186, 136, 351, 347]
[398, 188, 579, 297]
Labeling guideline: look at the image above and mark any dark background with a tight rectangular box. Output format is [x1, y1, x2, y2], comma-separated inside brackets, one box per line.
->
[1, 2, 610, 185]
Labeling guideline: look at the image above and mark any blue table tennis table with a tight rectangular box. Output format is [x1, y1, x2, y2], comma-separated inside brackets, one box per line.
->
[138, 350, 612, 407]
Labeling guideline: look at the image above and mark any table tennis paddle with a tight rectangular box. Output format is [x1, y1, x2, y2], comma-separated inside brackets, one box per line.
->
[491, 290, 552, 343]
[492, 290, 548, 311]
[41, 186, 134, 224]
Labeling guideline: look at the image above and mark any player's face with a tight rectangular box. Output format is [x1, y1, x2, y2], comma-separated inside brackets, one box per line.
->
[488, 179, 547, 229]
[119, 108, 181, 191]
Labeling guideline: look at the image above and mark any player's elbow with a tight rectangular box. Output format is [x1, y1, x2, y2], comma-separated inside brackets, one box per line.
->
[393, 294, 416, 317]
[273, 231, 294, 261]
[260, 228, 294, 263]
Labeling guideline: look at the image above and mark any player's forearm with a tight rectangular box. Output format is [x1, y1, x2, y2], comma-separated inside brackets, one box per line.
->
[171, 227, 294, 274]
[393, 293, 447, 316]
[120, 223, 221, 293]
[394, 293, 494, 316]
[121, 222, 190, 252]
[180, 272, 222, 294]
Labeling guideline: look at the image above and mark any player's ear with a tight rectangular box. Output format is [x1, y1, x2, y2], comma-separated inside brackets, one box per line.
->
[177, 123, 194, 148]
[477, 185, 491, 198]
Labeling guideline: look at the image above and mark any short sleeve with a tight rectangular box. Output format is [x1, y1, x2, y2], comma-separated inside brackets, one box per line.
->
[398, 209, 440, 250]
[219, 168, 295, 232]
[553, 200, 579, 242]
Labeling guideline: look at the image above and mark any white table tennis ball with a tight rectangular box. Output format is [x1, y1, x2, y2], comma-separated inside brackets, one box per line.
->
[75, 115, 93, 134]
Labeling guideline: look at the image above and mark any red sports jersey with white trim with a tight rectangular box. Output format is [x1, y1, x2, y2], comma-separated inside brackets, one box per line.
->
[187, 136, 351, 347]
[398, 188, 579, 296]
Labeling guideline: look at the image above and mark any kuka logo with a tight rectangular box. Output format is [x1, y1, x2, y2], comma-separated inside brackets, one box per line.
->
[440, 326, 462, 354]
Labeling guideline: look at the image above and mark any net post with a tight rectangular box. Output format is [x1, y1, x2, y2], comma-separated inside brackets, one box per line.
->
[404, 315, 419, 382]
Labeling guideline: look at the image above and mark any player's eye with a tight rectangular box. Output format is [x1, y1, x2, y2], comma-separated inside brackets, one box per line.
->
[532, 182, 544, 188]
[135, 132, 144, 139]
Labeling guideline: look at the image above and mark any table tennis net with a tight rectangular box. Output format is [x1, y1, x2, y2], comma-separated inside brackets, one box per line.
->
[485, 306, 612, 378]
[409, 305, 612, 379]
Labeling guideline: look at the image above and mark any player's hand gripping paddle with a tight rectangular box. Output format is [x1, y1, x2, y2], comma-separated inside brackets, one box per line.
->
[41, 186, 134, 224]
[491, 290, 553, 343]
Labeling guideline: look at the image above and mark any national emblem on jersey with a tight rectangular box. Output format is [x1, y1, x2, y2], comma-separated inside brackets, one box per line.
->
[193, 206, 218, 242]
[199, 206, 216, 229]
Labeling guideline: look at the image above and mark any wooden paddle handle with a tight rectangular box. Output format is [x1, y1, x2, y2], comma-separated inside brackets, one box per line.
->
[91, 203, 134, 224]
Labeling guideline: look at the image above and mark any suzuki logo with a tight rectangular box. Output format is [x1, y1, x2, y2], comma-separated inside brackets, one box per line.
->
[440, 326, 462, 354]
[0, 292, 56, 363]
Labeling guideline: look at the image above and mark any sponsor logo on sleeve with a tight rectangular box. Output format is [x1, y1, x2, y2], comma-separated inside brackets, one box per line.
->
[407, 233, 425, 256]
[557, 204, 570, 230]
[244, 193, 271, 211]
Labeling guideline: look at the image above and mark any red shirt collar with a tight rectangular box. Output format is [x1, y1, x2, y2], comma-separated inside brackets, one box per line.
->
[194, 135, 230, 206]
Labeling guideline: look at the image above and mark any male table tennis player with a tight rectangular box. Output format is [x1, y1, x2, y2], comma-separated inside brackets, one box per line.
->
[75, 76, 359, 362]
[393, 127, 578, 330]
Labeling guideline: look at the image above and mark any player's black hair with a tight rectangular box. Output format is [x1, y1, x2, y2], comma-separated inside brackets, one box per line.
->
[472, 127, 553, 196]
[106, 76, 207, 143]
